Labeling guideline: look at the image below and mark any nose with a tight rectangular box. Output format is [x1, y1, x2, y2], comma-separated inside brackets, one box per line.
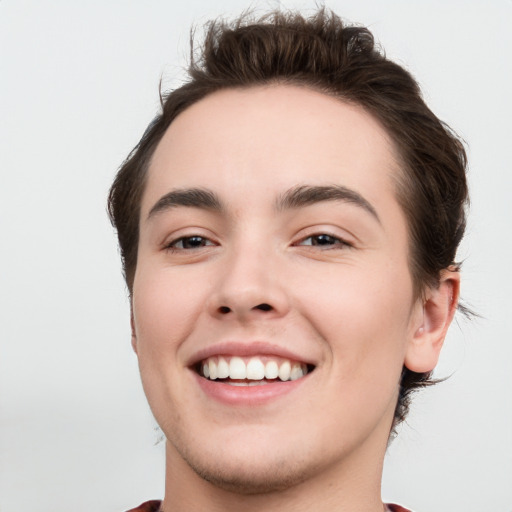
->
[208, 242, 290, 322]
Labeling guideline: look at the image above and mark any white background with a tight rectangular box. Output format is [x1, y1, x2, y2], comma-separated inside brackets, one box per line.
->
[1, 1, 511, 511]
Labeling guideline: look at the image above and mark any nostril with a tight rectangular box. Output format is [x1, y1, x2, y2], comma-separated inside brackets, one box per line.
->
[219, 306, 231, 314]
[255, 303, 272, 311]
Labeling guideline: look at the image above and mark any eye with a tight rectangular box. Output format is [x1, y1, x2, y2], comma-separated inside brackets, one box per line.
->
[297, 233, 350, 248]
[166, 235, 216, 251]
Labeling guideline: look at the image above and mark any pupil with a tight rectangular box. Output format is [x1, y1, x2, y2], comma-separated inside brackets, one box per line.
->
[314, 235, 334, 245]
[184, 236, 204, 248]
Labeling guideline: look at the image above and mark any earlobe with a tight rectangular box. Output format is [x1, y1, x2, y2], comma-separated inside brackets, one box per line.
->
[405, 270, 460, 373]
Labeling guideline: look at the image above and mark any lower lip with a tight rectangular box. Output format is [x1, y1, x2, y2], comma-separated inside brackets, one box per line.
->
[193, 372, 308, 406]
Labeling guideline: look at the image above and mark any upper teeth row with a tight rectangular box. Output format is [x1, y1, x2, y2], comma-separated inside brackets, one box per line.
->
[201, 356, 308, 381]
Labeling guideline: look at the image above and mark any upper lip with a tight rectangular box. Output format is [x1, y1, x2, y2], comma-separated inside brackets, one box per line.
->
[187, 341, 317, 367]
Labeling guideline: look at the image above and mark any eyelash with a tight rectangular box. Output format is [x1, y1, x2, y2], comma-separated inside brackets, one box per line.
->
[165, 235, 216, 252]
[295, 233, 352, 249]
[164, 233, 352, 252]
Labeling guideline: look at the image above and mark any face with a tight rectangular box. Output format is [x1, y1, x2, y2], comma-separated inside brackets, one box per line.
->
[132, 85, 424, 492]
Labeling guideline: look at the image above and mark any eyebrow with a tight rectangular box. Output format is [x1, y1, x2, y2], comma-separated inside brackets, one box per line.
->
[147, 188, 223, 220]
[147, 184, 380, 223]
[275, 184, 381, 223]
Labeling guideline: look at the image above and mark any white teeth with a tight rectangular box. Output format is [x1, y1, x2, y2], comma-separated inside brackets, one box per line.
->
[228, 380, 270, 386]
[246, 358, 265, 380]
[208, 359, 217, 380]
[265, 360, 279, 379]
[200, 356, 310, 382]
[229, 357, 247, 379]
[290, 362, 304, 381]
[217, 356, 229, 379]
[278, 361, 291, 381]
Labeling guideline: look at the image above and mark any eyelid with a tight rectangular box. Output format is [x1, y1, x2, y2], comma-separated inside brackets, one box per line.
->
[292, 226, 356, 248]
[295, 233, 352, 249]
[166, 235, 216, 250]
[161, 228, 219, 251]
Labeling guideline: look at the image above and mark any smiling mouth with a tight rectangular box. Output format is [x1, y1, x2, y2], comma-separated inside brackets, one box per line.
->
[195, 355, 315, 385]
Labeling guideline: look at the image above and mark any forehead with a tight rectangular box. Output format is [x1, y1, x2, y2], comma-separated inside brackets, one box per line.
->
[143, 85, 402, 220]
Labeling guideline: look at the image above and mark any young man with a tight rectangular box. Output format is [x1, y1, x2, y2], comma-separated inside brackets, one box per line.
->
[108, 9, 468, 512]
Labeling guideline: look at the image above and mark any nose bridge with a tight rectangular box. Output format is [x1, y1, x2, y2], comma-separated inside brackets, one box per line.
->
[209, 229, 288, 320]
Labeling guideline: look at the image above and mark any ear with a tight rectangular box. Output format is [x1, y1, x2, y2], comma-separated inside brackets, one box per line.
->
[130, 304, 138, 355]
[405, 270, 460, 373]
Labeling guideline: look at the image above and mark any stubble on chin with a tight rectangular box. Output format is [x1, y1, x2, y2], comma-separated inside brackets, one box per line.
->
[193, 461, 311, 495]
[169, 436, 318, 495]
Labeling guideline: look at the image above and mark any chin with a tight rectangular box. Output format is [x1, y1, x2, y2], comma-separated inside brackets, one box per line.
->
[172, 438, 319, 495]
[191, 459, 314, 494]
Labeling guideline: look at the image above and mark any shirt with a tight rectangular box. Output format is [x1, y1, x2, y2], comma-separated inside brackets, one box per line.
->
[125, 500, 412, 511]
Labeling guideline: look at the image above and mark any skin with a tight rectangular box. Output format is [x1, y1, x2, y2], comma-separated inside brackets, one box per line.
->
[131, 85, 459, 512]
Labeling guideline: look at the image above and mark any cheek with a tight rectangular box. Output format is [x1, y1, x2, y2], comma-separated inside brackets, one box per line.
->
[297, 262, 414, 376]
[286, 263, 415, 440]
[131, 267, 207, 356]
[131, 268, 208, 426]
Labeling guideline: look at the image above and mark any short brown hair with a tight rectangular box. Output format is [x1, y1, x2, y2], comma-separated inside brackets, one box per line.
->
[108, 8, 468, 429]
